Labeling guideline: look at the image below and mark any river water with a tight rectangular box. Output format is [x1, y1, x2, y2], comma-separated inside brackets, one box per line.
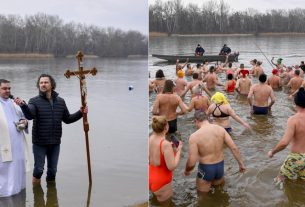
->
[0, 57, 148, 207]
[149, 35, 305, 206]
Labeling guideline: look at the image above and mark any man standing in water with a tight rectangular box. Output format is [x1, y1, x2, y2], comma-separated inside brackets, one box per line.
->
[152, 79, 188, 134]
[268, 87, 305, 182]
[15, 74, 87, 184]
[247, 74, 276, 115]
[184, 111, 245, 193]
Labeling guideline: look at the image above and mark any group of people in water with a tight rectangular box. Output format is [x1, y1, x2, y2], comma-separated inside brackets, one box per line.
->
[149, 55, 305, 204]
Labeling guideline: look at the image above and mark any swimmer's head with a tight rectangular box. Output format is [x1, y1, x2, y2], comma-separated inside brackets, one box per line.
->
[257, 61, 262, 66]
[259, 74, 267, 83]
[187, 63, 191, 69]
[240, 63, 245, 69]
[295, 69, 300, 76]
[163, 79, 175, 93]
[211, 92, 229, 104]
[177, 70, 184, 78]
[197, 63, 201, 68]
[194, 110, 208, 122]
[277, 58, 283, 64]
[227, 73, 233, 80]
[294, 87, 305, 108]
[209, 66, 215, 73]
[272, 69, 278, 75]
[193, 73, 199, 80]
[192, 83, 203, 94]
[152, 116, 168, 133]
[155, 69, 165, 79]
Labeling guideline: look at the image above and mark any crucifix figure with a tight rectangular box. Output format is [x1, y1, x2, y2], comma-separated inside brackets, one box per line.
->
[64, 51, 97, 184]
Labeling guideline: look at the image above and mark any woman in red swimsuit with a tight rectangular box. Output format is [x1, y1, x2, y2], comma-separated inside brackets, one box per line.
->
[149, 116, 182, 202]
[225, 73, 235, 93]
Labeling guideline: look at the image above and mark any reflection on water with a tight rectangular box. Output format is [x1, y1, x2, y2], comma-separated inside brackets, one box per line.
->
[149, 35, 305, 206]
[0, 190, 25, 207]
[33, 182, 58, 207]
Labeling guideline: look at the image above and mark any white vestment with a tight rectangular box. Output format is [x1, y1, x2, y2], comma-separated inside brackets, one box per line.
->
[0, 97, 30, 197]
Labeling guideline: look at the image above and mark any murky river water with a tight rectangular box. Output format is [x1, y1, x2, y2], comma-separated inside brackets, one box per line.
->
[0, 57, 148, 207]
[149, 35, 305, 206]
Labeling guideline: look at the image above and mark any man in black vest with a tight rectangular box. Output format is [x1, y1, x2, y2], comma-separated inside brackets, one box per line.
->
[15, 74, 87, 184]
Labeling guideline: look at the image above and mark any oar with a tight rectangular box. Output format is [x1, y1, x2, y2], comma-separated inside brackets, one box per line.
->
[253, 41, 274, 68]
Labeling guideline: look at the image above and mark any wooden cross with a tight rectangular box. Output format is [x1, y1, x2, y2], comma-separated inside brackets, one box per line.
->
[64, 51, 97, 184]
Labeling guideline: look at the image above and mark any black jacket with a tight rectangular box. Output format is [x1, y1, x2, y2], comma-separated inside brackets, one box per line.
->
[21, 91, 83, 145]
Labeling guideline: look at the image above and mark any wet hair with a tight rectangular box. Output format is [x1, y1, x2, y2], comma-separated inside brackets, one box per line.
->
[203, 60, 208, 64]
[227, 73, 233, 80]
[163, 79, 175, 93]
[36, 74, 56, 90]
[295, 70, 300, 76]
[0, 79, 10, 86]
[228, 63, 232, 68]
[187, 63, 191, 68]
[295, 87, 305, 108]
[257, 61, 262, 66]
[251, 59, 257, 64]
[240, 64, 244, 68]
[196, 63, 201, 68]
[155, 69, 165, 79]
[259, 74, 267, 83]
[152, 116, 167, 133]
[193, 73, 199, 79]
[209, 66, 215, 73]
[194, 110, 208, 122]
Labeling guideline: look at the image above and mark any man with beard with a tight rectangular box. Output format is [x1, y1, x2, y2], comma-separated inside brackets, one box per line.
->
[15, 74, 87, 184]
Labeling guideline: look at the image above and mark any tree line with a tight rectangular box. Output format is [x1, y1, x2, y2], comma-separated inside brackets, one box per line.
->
[0, 13, 148, 57]
[150, 0, 305, 34]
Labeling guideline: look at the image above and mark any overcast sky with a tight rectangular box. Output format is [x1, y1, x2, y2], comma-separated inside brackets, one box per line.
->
[0, 0, 148, 34]
[150, 0, 305, 12]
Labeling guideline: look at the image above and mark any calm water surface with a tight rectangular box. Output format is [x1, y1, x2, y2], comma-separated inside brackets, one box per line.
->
[0, 57, 148, 207]
[149, 35, 305, 206]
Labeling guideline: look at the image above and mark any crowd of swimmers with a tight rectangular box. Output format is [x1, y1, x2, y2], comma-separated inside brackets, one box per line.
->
[148, 56, 305, 204]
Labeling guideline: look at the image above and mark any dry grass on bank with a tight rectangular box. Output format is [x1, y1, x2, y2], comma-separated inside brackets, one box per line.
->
[0, 53, 54, 58]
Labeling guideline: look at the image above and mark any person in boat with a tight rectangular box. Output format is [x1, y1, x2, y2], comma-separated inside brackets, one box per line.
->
[219, 44, 231, 55]
[247, 74, 275, 115]
[206, 92, 250, 133]
[184, 110, 246, 193]
[149, 115, 182, 203]
[195, 44, 205, 56]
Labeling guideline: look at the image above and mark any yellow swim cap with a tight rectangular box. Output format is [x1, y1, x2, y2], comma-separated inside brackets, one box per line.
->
[211, 92, 229, 104]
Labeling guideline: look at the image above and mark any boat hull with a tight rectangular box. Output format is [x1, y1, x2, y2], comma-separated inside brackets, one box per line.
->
[151, 53, 239, 63]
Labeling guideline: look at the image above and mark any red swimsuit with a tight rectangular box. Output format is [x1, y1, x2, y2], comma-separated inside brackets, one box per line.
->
[149, 139, 173, 192]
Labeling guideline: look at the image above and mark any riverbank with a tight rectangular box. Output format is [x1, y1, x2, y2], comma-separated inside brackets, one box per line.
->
[0, 53, 54, 58]
[149, 32, 305, 37]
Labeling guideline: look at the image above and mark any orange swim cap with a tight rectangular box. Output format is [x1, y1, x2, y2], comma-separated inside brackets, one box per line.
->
[177, 70, 184, 78]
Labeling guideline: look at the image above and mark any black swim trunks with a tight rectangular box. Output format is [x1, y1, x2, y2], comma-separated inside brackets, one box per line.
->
[167, 119, 177, 134]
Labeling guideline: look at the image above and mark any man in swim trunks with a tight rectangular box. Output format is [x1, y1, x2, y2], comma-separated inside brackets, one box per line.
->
[202, 66, 224, 90]
[184, 111, 246, 193]
[268, 87, 305, 181]
[247, 74, 275, 115]
[152, 80, 188, 134]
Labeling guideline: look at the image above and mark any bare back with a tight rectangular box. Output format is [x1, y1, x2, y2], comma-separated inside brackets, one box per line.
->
[289, 112, 305, 153]
[267, 75, 281, 89]
[154, 93, 181, 121]
[191, 124, 226, 164]
[249, 83, 274, 107]
[236, 77, 252, 95]
[289, 76, 303, 94]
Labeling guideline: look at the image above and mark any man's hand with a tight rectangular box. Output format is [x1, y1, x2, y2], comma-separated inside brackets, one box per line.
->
[14, 97, 26, 106]
[239, 163, 246, 173]
[268, 150, 273, 158]
[81, 106, 88, 114]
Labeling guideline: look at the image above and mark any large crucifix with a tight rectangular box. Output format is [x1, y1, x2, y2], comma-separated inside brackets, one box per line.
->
[64, 51, 97, 184]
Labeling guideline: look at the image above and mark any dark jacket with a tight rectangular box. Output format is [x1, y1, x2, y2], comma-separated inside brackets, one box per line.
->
[21, 91, 83, 145]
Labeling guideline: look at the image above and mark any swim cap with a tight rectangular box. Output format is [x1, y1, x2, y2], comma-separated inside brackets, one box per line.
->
[211, 92, 229, 104]
[272, 69, 278, 75]
[277, 58, 283, 64]
[177, 70, 184, 78]
[294, 87, 305, 108]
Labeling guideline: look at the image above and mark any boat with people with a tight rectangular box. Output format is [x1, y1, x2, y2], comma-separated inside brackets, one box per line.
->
[152, 52, 239, 63]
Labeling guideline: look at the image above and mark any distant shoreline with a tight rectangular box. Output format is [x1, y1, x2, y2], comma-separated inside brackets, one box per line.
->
[0, 53, 147, 59]
[150, 32, 305, 37]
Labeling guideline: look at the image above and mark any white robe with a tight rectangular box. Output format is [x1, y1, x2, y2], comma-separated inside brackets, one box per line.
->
[0, 97, 28, 197]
